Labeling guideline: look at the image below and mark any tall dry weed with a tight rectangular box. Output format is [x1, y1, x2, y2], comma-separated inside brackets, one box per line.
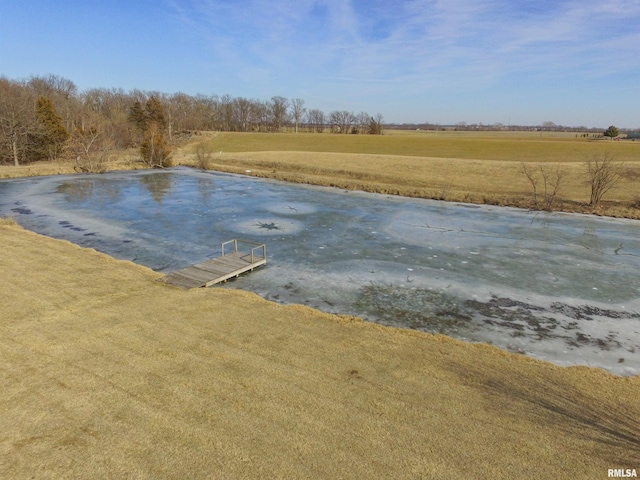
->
[0, 216, 18, 226]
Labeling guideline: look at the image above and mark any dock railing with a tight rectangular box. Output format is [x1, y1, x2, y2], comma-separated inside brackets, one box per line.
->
[221, 239, 266, 264]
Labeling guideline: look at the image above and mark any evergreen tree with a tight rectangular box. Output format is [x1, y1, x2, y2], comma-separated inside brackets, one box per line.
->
[33, 96, 69, 160]
[368, 117, 381, 135]
[128, 96, 172, 167]
[127, 100, 148, 132]
[145, 96, 166, 130]
[603, 125, 619, 138]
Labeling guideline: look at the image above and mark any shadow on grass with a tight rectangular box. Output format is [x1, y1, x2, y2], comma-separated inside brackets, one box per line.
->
[444, 358, 640, 465]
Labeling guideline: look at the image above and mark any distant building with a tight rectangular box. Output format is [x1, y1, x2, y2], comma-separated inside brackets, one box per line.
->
[627, 131, 640, 139]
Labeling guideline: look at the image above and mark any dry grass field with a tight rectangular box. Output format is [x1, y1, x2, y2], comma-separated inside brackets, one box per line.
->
[1, 131, 639, 478]
[1, 223, 639, 479]
[184, 129, 640, 161]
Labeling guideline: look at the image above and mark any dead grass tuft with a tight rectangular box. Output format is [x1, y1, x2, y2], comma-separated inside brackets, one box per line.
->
[0, 216, 17, 226]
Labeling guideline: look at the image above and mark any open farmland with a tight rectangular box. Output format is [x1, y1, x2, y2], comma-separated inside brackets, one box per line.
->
[184, 130, 639, 162]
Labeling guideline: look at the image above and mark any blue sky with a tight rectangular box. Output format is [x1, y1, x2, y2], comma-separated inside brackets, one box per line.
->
[1, 0, 638, 128]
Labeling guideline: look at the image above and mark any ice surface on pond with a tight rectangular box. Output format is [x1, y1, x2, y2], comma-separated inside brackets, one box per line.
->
[1, 168, 639, 376]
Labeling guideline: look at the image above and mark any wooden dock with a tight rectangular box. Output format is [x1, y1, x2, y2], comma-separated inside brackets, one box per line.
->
[160, 239, 266, 289]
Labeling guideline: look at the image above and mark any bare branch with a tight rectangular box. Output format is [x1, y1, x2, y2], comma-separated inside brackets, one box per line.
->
[521, 162, 565, 211]
[584, 151, 623, 207]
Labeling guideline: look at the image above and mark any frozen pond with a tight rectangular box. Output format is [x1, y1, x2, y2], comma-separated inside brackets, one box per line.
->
[1, 168, 639, 376]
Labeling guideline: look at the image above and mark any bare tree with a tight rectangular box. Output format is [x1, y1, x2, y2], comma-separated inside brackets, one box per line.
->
[521, 162, 566, 211]
[218, 94, 234, 131]
[233, 97, 252, 132]
[166, 92, 194, 137]
[291, 98, 305, 133]
[584, 151, 623, 207]
[270, 96, 289, 132]
[81, 88, 135, 149]
[193, 94, 218, 131]
[329, 110, 355, 133]
[68, 122, 112, 173]
[306, 109, 325, 133]
[0, 77, 36, 165]
[355, 112, 370, 134]
[369, 113, 384, 135]
[251, 101, 269, 132]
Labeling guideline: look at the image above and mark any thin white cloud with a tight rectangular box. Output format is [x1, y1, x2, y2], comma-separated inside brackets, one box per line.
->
[179, 0, 638, 76]
[164, 0, 639, 124]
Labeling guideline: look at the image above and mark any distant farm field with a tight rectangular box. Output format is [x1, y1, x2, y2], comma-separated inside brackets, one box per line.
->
[190, 130, 640, 162]
[176, 131, 640, 218]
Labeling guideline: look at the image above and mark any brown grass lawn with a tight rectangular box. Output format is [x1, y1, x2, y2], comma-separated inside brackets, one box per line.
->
[1, 223, 639, 479]
[1, 131, 640, 478]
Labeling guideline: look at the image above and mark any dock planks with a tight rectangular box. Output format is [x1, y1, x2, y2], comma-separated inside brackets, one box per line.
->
[160, 240, 266, 289]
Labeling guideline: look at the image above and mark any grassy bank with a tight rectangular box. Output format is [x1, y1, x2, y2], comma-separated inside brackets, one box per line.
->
[1, 222, 638, 478]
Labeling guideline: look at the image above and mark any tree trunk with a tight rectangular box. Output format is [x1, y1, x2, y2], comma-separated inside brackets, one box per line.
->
[12, 135, 19, 166]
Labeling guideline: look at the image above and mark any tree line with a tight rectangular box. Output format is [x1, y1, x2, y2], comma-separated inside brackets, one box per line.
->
[0, 74, 384, 167]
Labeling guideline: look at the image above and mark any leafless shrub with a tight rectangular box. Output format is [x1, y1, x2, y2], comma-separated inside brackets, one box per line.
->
[584, 151, 623, 207]
[195, 143, 214, 170]
[521, 162, 566, 211]
[139, 127, 173, 168]
[67, 125, 111, 173]
[73, 153, 108, 174]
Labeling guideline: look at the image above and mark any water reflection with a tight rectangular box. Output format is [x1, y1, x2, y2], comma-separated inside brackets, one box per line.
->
[57, 177, 123, 204]
[1, 168, 639, 376]
[197, 176, 214, 204]
[139, 172, 174, 203]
